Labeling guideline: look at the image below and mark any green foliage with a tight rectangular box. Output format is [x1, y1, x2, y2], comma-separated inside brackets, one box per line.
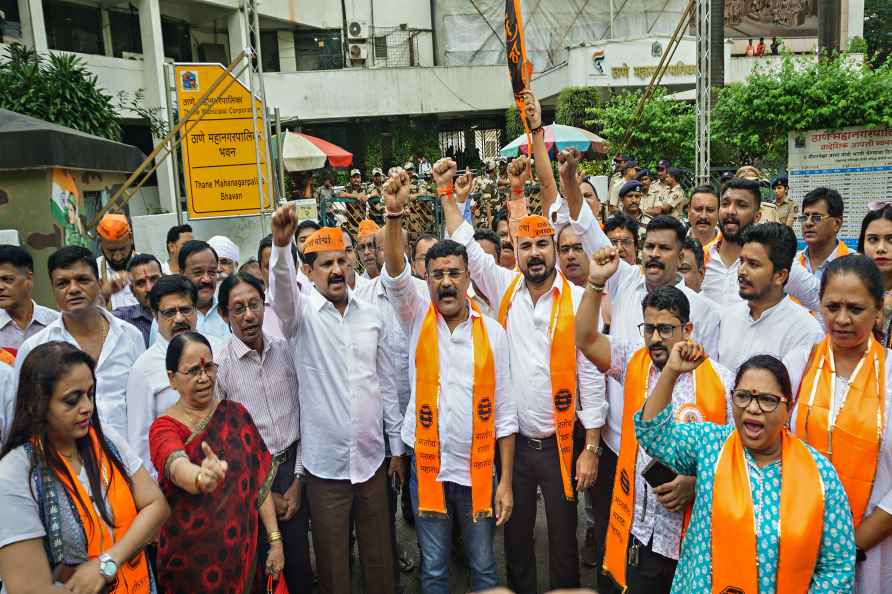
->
[117, 89, 168, 138]
[711, 53, 892, 166]
[505, 106, 524, 140]
[585, 87, 695, 170]
[555, 86, 600, 129]
[865, 0, 892, 63]
[0, 44, 121, 141]
[362, 120, 440, 171]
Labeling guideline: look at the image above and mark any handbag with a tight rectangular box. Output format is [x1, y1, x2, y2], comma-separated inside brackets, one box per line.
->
[267, 575, 289, 594]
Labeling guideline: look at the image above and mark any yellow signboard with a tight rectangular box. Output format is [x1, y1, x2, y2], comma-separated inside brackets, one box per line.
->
[174, 63, 271, 219]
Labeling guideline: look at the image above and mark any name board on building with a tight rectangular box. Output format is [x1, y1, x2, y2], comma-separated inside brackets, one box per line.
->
[788, 126, 892, 242]
[175, 63, 271, 219]
[582, 38, 697, 87]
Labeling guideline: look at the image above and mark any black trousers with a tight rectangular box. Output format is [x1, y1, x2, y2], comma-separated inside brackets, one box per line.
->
[591, 443, 619, 594]
[258, 443, 314, 594]
[626, 537, 677, 594]
[504, 434, 580, 594]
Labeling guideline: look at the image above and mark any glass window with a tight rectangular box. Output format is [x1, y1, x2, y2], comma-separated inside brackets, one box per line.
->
[293, 29, 343, 71]
[161, 16, 191, 62]
[260, 30, 279, 72]
[44, 0, 103, 55]
[109, 8, 142, 58]
[374, 35, 387, 59]
[0, 0, 22, 43]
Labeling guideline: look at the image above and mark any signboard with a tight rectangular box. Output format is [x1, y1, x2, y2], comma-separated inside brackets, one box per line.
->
[788, 126, 892, 242]
[577, 38, 697, 88]
[175, 63, 271, 219]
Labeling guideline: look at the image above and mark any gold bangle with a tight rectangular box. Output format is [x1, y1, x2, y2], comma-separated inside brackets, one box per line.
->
[194, 470, 202, 491]
[267, 531, 282, 544]
[587, 281, 606, 293]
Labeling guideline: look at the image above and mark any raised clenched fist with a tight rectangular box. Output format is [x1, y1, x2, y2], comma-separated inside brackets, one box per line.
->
[271, 205, 298, 247]
[431, 158, 458, 188]
[455, 169, 475, 203]
[589, 247, 620, 286]
[521, 90, 542, 129]
[507, 156, 531, 190]
[382, 169, 412, 213]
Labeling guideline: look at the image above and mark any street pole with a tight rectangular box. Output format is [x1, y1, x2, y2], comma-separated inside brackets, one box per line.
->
[695, 0, 711, 185]
[163, 63, 184, 225]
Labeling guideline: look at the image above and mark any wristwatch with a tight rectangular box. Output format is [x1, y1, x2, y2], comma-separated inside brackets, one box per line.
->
[585, 443, 603, 456]
[98, 553, 118, 581]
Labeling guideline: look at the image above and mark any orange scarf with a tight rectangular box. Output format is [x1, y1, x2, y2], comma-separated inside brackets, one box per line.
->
[700, 232, 721, 266]
[798, 240, 850, 272]
[498, 272, 577, 499]
[603, 349, 727, 590]
[711, 430, 824, 594]
[794, 336, 885, 526]
[415, 301, 496, 519]
[55, 429, 150, 594]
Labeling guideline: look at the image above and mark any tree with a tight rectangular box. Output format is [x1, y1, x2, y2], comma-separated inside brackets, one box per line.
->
[555, 86, 601, 129]
[865, 0, 892, 63]
[0, 44, 122, 141]
[585, 87, 696, 171]
[505, 105, 524, 141]
[711, 53, 892, 166]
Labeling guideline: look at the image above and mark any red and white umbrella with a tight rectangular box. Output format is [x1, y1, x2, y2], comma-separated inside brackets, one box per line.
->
[276, 131, 353, 172]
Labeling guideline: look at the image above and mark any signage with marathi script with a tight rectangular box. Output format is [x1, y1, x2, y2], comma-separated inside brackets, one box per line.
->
[789, 126, 892, 243]
[580, 38, 697, 87]
[175, 63, 271, 219]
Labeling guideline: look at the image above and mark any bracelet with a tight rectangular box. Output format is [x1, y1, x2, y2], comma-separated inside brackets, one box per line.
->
[436, 185, 455, 196]
[530, 125, 544, 135]
[385, 210, 405, 219]
[587, 281, 606, 292]
[194, 470, 202, 492]
[267, 531, 282, 544]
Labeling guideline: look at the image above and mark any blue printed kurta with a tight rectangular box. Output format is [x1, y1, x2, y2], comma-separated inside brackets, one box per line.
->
[634, 408, 856, 594]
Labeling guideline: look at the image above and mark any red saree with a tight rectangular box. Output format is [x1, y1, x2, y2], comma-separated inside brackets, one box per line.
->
[149, 400, 273, 594]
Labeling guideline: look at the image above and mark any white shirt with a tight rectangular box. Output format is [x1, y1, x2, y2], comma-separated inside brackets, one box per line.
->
[13, 308, 146, 437]
[271, 244, 404, 484]
[96, 255, 139, 310]
[609, 338, 734, 560]
[717, 296, 824, 372]
[784, 344, 892, 594]
[0, 364, 15, 446]
[354, 272, 429, 417]
[125, 333, 225, 478]
[0, 301, 58, 353]
[701, 241, 821, 310]
[797, 242, 849, 284]
[451, 221, 607, 438]
[382, 264, 518, 486]
[161, 260, 173, 275]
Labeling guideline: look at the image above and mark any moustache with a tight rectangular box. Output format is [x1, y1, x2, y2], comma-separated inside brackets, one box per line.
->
[527, 257, 546, 267]
[328, 275, 345, 285]
[696, 218, 711, 225]
[721, 215, 740, 226]
[437, 286, 458, 299]
[172, 323, 190, 333]
[648, 344, 667, 354]
[645, 259, 665, 270]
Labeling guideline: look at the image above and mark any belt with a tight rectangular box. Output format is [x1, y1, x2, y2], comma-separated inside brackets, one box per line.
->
[274, 440, 298, 464]
[520, 434, 557, 451]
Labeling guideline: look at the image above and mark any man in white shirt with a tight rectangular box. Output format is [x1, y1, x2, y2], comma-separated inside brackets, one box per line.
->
[125, 274, 223, 478]
[702, 177, 821, 309]
[356, 219, 383, 280]
[96, 213, 139, 310]
[717, 222, 824, 372]
[575, 278, 733, 594]
[270, 209, 405, 594]
[12, 246, 145, 437]
[0, 245, 57, 355]
[796, 187, 849, 283]
[438, 156, 607, 593]
[687, 185, 720, 250]
[380, 170, 518, 593]
[161, 224, 193, 274]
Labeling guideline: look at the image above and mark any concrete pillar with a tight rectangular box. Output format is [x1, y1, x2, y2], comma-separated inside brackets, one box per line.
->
[278, 30, 296, 72]
[136, 0, 178, 214]
[19, 0, 47, 52]
[846, 0, 864, 42]
[227, 7, 249, 84]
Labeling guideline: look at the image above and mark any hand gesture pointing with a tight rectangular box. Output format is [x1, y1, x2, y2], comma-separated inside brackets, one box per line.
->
[198, 441, 228, 493]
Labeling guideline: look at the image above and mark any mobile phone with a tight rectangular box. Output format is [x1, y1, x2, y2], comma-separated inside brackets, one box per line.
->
[641, 458, 677, 489]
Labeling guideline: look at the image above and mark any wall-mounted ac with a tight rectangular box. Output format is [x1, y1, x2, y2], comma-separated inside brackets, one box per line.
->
[347, 20, 368, 40]
[348, 43, 368, 61]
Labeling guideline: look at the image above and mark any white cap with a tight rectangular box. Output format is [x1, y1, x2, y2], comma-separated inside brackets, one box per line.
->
[207, 235, 240, 264]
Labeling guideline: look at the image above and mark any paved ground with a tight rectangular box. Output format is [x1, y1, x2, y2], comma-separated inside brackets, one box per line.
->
[344, 491, 599, 593]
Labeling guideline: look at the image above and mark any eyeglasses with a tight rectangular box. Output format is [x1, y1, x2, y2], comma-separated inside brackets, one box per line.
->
[796, 213, 830, 225]
[189, 267, 218, 279]
[559, 244, 585, 254]
[731, 389, 788, 413]
[610, 237, 635, 248]
[429, 269, 466, 281]
[159, 305, 195, 320]
[231, 300, 262, 317]
[638, 323, 682, 339]
[177, 362, 219, 379]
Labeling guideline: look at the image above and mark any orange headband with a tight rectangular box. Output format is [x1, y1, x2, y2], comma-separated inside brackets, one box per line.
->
[358, 219, 380, 238]
[97, 213, 130, 241]
[303, 227, 346, 254]
[515, 215, 554, 238]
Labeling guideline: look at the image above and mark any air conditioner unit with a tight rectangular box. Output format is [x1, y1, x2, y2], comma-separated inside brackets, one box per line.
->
[121, 51, 144, 61]
[348, 43, 368, 61]
[347, 20, 368, 40]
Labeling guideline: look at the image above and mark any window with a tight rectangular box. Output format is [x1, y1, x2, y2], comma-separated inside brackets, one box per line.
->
[293, 29, 343, 71]
[0, 0, 21, 43]
[374, 35, 387, 59]
[161, 16, 191, 62]
[109, 8, 142, 58]
[44, 0, 103, 55]
[260, 30, 279, 72]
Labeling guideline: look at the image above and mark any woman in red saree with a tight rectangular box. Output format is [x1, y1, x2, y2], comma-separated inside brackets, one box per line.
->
[149, 332, 284, 594]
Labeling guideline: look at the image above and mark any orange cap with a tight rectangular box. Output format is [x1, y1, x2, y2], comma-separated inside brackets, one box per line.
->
[358, 219, 380, 238]
[303, 227, 346, 254]
[97, 213, 131, 241]
[514, 215, 554, 238]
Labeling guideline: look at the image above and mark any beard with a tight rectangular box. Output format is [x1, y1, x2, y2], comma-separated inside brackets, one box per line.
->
[718, 217, 754, 243]
[522, 258, 555, 285]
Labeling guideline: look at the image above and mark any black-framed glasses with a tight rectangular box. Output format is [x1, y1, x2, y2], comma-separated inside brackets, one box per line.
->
[731, 389, 787, 413]
[159, 305, 195, 320]
[231, 301, 263, 317]
[796, 213, 829, 225]
[177, 362, 219, 379]
[637, 323, 681, 339]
